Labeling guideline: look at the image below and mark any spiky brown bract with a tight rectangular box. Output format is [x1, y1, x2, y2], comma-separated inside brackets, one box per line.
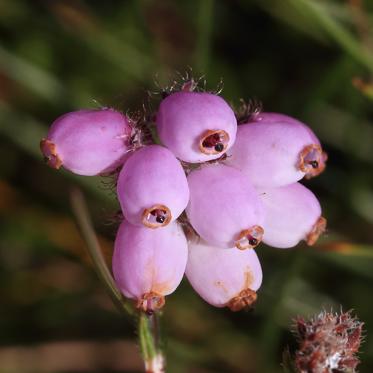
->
[293, 310, 363, 373]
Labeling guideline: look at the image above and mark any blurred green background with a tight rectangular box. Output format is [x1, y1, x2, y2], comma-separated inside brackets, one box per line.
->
[1, 0, 373, 372]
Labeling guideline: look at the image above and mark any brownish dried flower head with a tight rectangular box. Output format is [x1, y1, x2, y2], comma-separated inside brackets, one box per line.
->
[293, 310, 363, 373]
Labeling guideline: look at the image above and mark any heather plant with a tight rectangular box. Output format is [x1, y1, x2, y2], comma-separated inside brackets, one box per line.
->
[2, 0, 373, 371]
[40, 76, 329, 371]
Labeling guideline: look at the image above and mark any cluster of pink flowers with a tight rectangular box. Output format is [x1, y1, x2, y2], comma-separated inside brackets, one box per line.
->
[41, 81, 327, 313]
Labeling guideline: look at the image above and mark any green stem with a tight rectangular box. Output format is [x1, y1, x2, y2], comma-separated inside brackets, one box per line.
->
[70, 187, 133, 316]
[138, 312, 165, 373]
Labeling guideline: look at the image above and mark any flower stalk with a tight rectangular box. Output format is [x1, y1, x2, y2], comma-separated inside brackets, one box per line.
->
[139, 312, 165, 373]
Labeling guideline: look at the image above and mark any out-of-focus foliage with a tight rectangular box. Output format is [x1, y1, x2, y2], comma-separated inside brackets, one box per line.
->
[0, 0, 372, 372]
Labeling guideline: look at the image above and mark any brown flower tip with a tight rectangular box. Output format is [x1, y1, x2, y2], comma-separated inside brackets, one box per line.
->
[227, 288, 257, 312]
[199, 129, 230, 155]
[294, 310, 363, 373]
[298, 144, 327, 179]
[142, 205, 172, 229]
[137, 292, 165, 314]
[40, 138, 63, 169]
[235, 225, 264, 250]
[306, 216, 327, 246]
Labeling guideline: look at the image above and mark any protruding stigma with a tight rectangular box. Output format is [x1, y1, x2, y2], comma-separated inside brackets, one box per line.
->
[298, 144, 327, 179]
[227, 288, 257, 312]
[199, 129, 230, 155]
[306, 216, 327, 246]
[142, 204, 172, 228]
[137, 292, 165, 314]
[40, 138, 62, 169]
[235, 225, 264, 250]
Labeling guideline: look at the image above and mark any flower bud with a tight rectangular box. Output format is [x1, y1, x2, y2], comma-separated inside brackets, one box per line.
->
[258, 183, 326, 248]
[117, 145, 189, 228]
[186, 240, 262, 310]
[156, 91, 237, 163]
[112, 220, 188, 313]
[225, 114, 327, 187]
[186, 164, 265, 249]
[40, 108, 131, 176]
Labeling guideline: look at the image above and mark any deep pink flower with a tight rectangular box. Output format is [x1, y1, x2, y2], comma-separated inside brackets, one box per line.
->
[186, 164, 265, 249]
[41, 108, 131, 176]
[112, 220, 188, 313]
[157, 91, 237, 163]
[117, 145, 189, 228]
[225, 113, 327, 187]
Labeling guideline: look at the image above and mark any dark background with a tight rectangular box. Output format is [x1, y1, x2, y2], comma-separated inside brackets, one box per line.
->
[0, 0, 373, 372]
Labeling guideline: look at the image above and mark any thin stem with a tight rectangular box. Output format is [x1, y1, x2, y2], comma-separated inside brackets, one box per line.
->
[152, 312, 162, 350]
[70, 187, 134, 316]
[138, 312, 165, 373]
